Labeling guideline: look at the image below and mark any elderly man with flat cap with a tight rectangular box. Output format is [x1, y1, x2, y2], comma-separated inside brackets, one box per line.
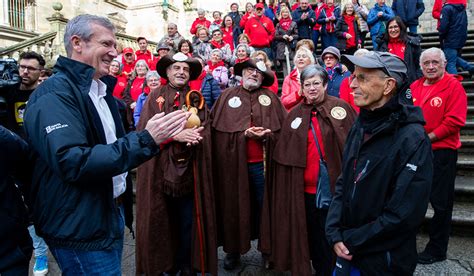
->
[210, 59, 287, 270]
[325, 51, 433, 275]
[135, 52, 217, 276]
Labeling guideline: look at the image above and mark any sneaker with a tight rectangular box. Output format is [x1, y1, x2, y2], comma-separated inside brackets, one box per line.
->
[33, 255, 48, 275]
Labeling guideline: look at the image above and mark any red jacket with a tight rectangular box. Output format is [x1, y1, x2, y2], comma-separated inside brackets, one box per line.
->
[190, 18, 211, 35]
[281, 69, 303, 110]
[411, 73, 467, 150]
[112, 74, 128, 99]
[221, 27, 235, 51]
[244, 15, 275, 48]
[135, 50, 155, 70]
[338, 77, 359, 113]
[240, 12, 255, 29]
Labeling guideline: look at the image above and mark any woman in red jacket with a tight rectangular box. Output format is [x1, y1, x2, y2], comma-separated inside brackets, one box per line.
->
[240, 2, 256, 29]
[281, 47, 315, 109]
[109, 59, 128, 100]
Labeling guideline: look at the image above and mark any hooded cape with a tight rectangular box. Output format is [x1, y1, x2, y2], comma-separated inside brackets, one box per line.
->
[210, 86, 287, 253]
[260, 96, 356, 275]
[135, 84, 217, 275]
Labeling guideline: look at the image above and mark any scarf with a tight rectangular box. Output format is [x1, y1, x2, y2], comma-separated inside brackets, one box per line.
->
[210, 40, 224, 49]
[207, 60, 225, 71]
[324, 5, 336, 33]
[234, 57, 250, 64]
[213, 19, 223, 26]
[343, 14, 356, 48]
[279, 17, 292, 31]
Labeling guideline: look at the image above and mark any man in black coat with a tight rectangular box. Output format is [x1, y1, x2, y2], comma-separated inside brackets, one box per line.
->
[326, 52, 432, 275]
[292, 0, 316, 40]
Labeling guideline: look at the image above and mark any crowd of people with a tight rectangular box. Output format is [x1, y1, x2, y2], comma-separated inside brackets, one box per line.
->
[0, 0, 471, 275]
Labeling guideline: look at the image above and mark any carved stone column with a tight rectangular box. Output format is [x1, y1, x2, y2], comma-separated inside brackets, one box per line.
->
[46, 3, 68, 61]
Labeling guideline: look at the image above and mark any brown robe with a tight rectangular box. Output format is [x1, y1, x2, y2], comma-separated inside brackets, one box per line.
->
[259, 96, 356, 275]
[135, 84, 217, 275]
[210, 86, 287, 254]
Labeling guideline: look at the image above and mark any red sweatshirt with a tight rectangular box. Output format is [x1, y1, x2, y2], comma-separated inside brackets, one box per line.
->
[190, 18, 211, 35]
[338, 77, 359, 113]
[221, 27, 235, 51]
[411, 73, 467, 150]
[135, 50, 155, 70]
[388, 38, 406, 60]
[244, 15, 275, 48]
[112, 74, 128, 99]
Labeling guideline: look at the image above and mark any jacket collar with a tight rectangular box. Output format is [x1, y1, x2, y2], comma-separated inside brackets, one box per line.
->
[55, 56, 95, 93]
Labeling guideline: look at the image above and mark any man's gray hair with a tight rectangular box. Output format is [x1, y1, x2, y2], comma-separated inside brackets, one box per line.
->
[420, 47, 446, 65]
[168, 23, 177, 28]
[210, 48, 223, 58]
[197, 9, 206, 15]
[64, 14, 116, 57]
[146, 70, 160, 81]
[300, 65, 329, 87]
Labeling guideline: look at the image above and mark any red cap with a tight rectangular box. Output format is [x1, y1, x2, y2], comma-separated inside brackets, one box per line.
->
[123, 47, 134, 54]
[255, 3, 264, 9]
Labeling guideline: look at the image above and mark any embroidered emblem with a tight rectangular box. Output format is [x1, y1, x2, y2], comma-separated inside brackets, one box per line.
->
[405, 89, 412, 100]
[330, 106, 347, 120]
[291, 117, 302, 129]
[430, 97, 442, 107]
[258, 95, 271, 106]
[156, 96, 165, 111]
[228, 96, 242, 108]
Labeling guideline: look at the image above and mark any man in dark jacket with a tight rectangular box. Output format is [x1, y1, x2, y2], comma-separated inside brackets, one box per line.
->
[391, 0, 425, 33]
[0, 126, 32, 275]
[326, 52, 432, 275]
[292, 0, 316, 40]
[23, 14, 198, 274]
[439, 3, 474, 75]
[227, 3, 242, 32]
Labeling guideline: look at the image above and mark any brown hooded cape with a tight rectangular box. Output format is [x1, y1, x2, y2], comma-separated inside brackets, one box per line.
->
[135, 84, 217, 275]
[210, 86, 287, 254]
[259, 96, 356, 275]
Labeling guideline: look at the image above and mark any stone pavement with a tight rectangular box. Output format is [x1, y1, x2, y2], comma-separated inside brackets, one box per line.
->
[30, 232, 473, 275]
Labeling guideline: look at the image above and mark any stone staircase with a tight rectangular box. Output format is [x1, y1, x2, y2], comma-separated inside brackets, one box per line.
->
[275, 30, 474, 236]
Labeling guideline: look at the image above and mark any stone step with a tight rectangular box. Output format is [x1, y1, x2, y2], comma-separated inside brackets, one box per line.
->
[454, 175, 474, 202]
[459, 136, 474, 154]
[424, 201, 474, 236]
[457, 153, 474, 175]
[461, 121, 474, 136]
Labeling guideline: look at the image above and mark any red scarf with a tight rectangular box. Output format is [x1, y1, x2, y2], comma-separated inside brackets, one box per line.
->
[279, 17, 292, 31]
[210, 40, 225, 49]
[324, 5, 336, 33]
[388, 37, 406, 60]
[213, 19, 223, 26]
[207, 60, 225, 71]
[343, 14, 356, 48]
[234, 57, 250, 64]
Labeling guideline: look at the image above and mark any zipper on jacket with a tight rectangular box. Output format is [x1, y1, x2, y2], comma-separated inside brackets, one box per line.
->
[352, 159, 370, 199]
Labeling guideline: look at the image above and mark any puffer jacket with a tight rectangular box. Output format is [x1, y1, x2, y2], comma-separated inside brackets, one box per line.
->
[24, 56, 159, 250]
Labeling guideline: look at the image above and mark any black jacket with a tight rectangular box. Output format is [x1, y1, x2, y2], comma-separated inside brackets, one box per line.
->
[439, 4, 468, 49]
[24, 56, 159, 250]
[326, 89, 432, 273]
[335, 16, 361, 52]
[377, 34, 423, 85]
[0, 126, 32, 271]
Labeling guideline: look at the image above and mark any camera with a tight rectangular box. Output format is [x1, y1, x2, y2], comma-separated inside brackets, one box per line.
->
[0, 58, 21, 88]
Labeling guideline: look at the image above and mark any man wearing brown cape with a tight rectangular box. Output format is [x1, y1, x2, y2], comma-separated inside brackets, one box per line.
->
[210, 59, 287, 270]
[136, 53, 217, 275]
[259, 65, 356, 275]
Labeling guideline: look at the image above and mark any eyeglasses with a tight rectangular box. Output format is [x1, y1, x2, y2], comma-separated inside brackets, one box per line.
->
[323, 55, 336, 60]
[244, 67, 262, 75]
[212, 33, 222, 37]
[148, 78, 160, 83]
[302, 81, 323, 89]
[388, 25, 400, 30]
[351, 73, 390, 83]
[18, 65, 41, 72]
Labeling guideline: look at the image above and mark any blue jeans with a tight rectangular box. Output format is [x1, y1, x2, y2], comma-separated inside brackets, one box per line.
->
[49, 205, 125, 275]
[312, 30, 321, 51]
[321, 32, 337, 50]
[408, 25, 417, 34]
[443, 48, 473, 74]
[28, 225, 48, 257]
[248, 162, 265, 236]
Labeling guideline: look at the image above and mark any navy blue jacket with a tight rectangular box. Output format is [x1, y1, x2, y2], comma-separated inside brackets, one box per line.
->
[201, 73, 221, 109]
[24, 56, 159, 250]
[391, 0, 425, 26]
[0, 126, 32, 271]
[326, 64, 351, 98]
[439, 4, 468, 49]
[292, 7, 317, 39]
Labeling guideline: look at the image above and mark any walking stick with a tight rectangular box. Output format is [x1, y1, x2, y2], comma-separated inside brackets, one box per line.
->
[284, 45, 291, 75]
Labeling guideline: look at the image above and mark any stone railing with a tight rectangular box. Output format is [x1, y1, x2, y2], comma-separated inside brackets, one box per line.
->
[0, 31, 57, 65]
